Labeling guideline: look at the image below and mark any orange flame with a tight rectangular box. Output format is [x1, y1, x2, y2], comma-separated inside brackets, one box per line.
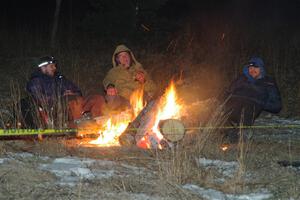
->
[89, 117, 130, 146]
[89, 82, 182, 149]
[130, 88, 145, 118]
[89, 88, 145, 146]
[137, 81, 182, 149]
[153, 81, 181, 133]
[220, 144, 229, 151]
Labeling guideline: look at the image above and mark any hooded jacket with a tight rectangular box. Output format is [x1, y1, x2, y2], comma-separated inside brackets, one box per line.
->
[103, 44, 157, 100]
[224, 57, 282, 113]
[26, 70, 82, 107]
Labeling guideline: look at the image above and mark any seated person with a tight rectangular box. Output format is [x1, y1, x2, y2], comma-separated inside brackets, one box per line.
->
[221, 57, 282, 142]
[21, 55, 104, 128]
[103, 44, 157, 101]
[102, 84, 131, 115]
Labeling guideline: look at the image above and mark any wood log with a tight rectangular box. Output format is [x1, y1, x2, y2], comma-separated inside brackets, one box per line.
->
[159, 119, 185, 142]
[119, 98, 160, 146]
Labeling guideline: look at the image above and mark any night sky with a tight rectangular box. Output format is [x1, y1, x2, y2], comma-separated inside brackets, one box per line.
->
[1, 0, 300, 30]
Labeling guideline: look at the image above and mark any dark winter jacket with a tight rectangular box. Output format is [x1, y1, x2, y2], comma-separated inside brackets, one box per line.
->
[224, 57, 282, 113]
[26, 70, 82, 107]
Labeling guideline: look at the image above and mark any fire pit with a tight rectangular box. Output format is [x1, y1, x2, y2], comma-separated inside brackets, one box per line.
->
[119, 81, 185, 149]
[85, 81, 186, 149]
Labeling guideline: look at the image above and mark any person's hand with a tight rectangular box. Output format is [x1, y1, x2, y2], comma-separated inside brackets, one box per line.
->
[135, 71, 145, 83]
[107, 87, 118, 96]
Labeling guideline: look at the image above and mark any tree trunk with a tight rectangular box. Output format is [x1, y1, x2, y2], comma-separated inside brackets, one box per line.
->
[50, 0, 62, 49]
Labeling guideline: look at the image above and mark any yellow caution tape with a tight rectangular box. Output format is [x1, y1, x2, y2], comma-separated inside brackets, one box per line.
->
[0, 129, 76, 136]
[184, 124, 300, 130]
[0, 124, 299, 136]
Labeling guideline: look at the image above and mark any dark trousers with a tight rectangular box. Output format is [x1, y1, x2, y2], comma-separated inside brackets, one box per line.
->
[20, 97, 38, 128]
[224, 97, 263, 126]
[222, 97, 263, 143]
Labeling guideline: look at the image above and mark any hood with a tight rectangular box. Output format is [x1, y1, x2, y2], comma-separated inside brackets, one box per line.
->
[243, 57, 266, 83]
[112, 44, 141, 68]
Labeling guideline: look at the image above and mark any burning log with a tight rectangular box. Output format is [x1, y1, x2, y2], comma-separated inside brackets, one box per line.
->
[119, 98, 185, 148]
[119, 81, 184, 149]
[119, 99, 160, 146]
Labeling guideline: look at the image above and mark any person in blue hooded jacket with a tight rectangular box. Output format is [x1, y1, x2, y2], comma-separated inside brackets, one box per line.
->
[222, 57, 282, 134]
[21, 56, 105, 128]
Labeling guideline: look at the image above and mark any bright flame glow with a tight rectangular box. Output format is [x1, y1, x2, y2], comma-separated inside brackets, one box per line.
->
[137, 81, 182, 149]
[89, 88, 144, 146]
[220, 144, 229, 151]
[89, 81, 182, 149]
[89, 118, 130, 146]
[153, 81, 182, 133]
[130, 88, 145, 118]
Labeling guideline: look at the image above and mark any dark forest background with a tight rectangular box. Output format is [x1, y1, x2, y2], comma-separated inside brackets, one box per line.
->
[0, 0, 300, 116]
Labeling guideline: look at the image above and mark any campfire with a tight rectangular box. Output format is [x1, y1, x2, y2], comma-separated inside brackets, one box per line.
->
[136, 81, 183, 149]
[88, 81, 185, 149]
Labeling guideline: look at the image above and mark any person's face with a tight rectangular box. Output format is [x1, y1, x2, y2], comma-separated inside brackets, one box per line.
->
[106, 87, 117, 96]
[117, 51, 131, 68]
[248, 66, 261, 79]
[41, 63, 56, 77]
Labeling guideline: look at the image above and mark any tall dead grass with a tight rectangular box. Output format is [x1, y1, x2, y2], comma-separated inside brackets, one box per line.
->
[155, 101, 228, 185]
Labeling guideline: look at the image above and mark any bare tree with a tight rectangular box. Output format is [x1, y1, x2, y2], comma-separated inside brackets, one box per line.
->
[51, 0, 62, 49]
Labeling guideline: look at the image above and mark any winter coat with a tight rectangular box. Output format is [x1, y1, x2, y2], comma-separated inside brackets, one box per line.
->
[224, 57, 282, 114]
[103, 44, 157, 100]
[26, 70, 82, 107]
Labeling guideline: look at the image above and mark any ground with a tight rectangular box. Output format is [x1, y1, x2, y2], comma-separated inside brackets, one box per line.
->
[0, 115, 299, 200]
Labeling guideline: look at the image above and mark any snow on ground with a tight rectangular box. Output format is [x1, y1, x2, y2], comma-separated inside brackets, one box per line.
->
[0, 158, 8, 164]
[0, 152, 175, 199]
[0, 115, 299, 198]
[39, 156, 150, 187]
[256, 115, 300, 125]
[0, 152, 151, 187]
[183, 184, 272, 200]
[255, 115, 300, 140]
[196, 157, 239, 178]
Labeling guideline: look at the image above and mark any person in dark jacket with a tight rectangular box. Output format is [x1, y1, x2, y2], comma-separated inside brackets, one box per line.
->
[221, 57, 282, 142]
[21, 56, 104, 128]
[26, 57, 82, 107]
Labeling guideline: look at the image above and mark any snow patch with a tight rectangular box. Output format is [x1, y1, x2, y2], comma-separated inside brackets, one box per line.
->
[105, 192, 164, 200]
[39, 157, 98, 186]
[196, 157, 239, 177]
[53, 157, 95, 166]
[70, 167, 95, 179]
[39, 156, 149, 187]
[7, 152, 34, 158]
[93, 169, 115, 179]
[183, 184, 272, 200]
[0, 158, 9, 164]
